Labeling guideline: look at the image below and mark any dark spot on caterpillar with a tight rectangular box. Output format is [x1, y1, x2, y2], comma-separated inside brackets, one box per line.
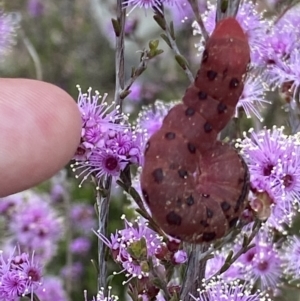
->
[238, 177, 245, 184]
[165, 132, 176, 140]
[202, 49, 208, 63]
[229, 78, 239, 88]
[166, 211, 182, 226]
[218, 102, 227, 114]
[185, 107, 195, 116]
[187, 143, 196, 154]
[198, 91, 207, 100]
[186, 195, 194, 206]
[142, 189, 149, 205]
[229, 217, 239, 228]
[206, 208, 214, 218]
[203, 232, 216, 242]
[221, 201, 231, 212]
[204, 122, 213, 133]
[202, 194, 210, 198]
[178, 169, 188, 179]
[152, 168, 164, 183]
[207, 70, 217, 80]
[200, 220, 209, 227]
[145, 141, 150, 154]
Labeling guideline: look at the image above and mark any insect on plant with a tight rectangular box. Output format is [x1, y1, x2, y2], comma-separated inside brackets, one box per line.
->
[141, 2, 251, 243]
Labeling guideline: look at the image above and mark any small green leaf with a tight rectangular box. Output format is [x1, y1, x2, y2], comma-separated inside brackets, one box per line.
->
[120, 89, 131, 100]
[111, 18, 121, 37]
[153, 14, 166, 30]
[149, 39, 159, 50]
[221, 0, 228, 13]
[160, 33, 171, 48]
[127, 237, 148, 260]
[169, 21, 175, 40]
[140, 260, 150, 273]
[175, 54, 189, 70]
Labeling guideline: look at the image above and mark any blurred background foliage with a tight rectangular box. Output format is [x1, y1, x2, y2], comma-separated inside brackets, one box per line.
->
[0, 0, 297, 300]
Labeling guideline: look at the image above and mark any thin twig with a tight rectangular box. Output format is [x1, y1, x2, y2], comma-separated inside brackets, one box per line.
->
[120, 50, 149, 99]
[211, 220, 261, 279]
[20, 29, 43, 80]
[96, 0, 126, 292]
[114, 0, 126, 109]
[187, 0, 209, 41]
[164, 23, 194, 83]
[153, 6, 194, 83]
[180, 244, 208, 301]
[96, 178, 112, 291]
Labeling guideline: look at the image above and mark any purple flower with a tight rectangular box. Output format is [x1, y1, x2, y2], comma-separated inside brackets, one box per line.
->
[191, 277, 263, 301]
[27, 0, 44, 17]
[70, 203, 96, 234]
[80, 149, 126, 180]
[0, 193, 22, 215]
[96, 215, 163, 283]
[173, 250, 187, 264]
[281, 235, 300, 278]
[238, 127, 300, 229]
[268, 48, 300, 106]
[70, 237, 91, 254]
[72, 87, 143, 183]
[60, 262, 83, 283]
[5, 191, 62, 263]
[165, 0, 206, 27]
[236, 74, 270, 121]
[0, 10, 18, 57]
[36, 276, 68, 301]
[0, 249, 43, 300]
[74, 87, 124, 161]
[236, 226, 282, 290]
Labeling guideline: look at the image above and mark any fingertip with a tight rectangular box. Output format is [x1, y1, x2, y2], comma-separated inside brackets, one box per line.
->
[0, 78, 81, 196]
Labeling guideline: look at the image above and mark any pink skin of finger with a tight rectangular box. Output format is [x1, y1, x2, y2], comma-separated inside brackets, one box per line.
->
[0, 78, 82, 197]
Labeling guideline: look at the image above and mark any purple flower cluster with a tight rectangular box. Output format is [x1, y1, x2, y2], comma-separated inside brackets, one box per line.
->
[0, 249, 43, 300]
[36, 276, 68, 301]
[72, 87, 143, 184]
[0, 9, 18, 58]
[281, 235, 300, 279]
[235, 75, 270, 121]
[194, 1, 267, 65]
[238, 127, 300, 229]
[27, 0, 44, 17]
[96, 215, 163, 283]
[191, 277, 267, 301]
[1, 191, 63, 264]
[70, 203, 96, 234]
[206, 226, 282, 290]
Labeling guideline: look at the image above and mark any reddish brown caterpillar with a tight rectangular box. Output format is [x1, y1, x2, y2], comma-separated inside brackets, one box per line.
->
[141, 17, 251, 243]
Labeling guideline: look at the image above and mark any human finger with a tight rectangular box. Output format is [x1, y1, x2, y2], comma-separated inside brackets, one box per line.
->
[0, 78, 81, 197]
